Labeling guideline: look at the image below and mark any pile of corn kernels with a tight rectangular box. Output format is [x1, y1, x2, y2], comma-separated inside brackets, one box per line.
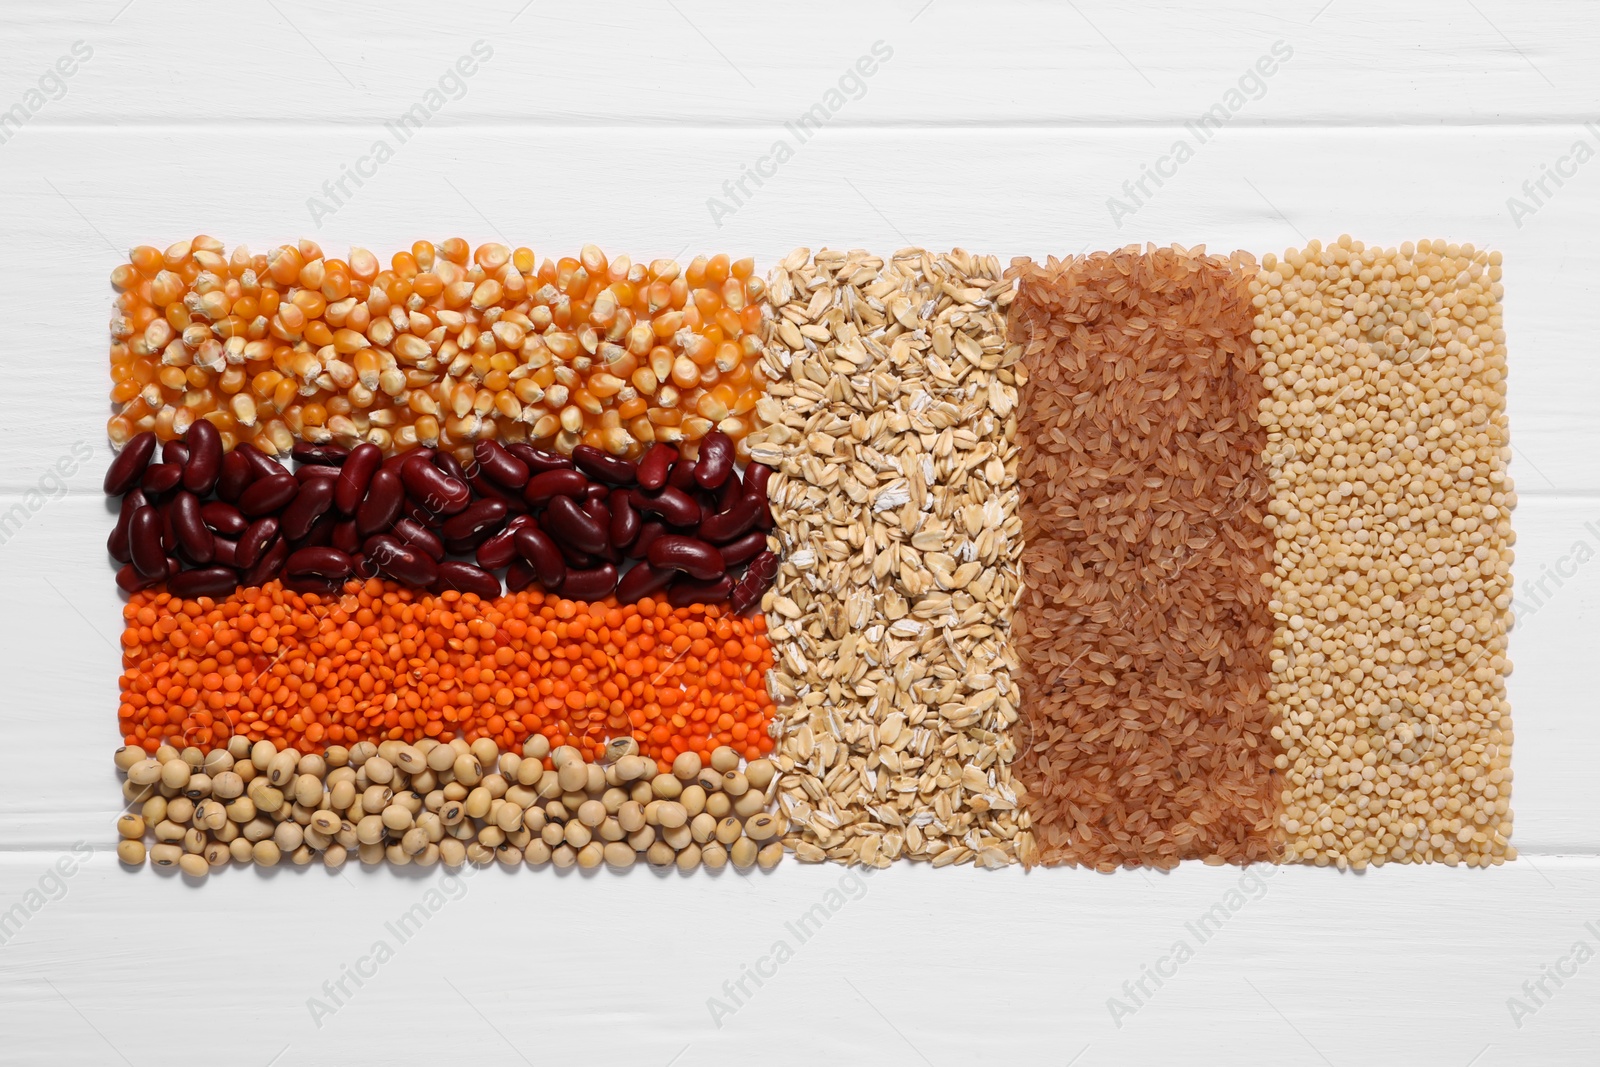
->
[108, 238, 768, 464]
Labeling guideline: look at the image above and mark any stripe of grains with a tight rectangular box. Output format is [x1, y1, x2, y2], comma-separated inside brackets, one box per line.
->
[749, 248, 1029, 868]
[1007, 246, 1280, 870]
[1256, 239, 1514, 869]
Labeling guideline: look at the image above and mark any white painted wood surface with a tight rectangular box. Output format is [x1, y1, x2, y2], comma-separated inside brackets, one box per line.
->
[1, 2, 1597, 1063]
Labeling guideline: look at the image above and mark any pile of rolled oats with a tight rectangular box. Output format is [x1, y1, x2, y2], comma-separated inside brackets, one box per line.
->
[746, 248, 1035, 868]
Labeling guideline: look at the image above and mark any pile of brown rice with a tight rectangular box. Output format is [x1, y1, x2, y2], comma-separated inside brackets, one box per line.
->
[1007, 245, 1281, 870]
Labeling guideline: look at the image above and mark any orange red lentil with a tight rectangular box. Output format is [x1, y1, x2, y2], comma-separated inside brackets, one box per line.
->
[118, 579, 775, 769]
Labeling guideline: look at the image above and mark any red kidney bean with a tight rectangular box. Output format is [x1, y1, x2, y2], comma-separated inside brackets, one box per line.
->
[402, 452, 470, 515]
[105, 431, 158, 495]
[562, 564, 618, 600]
[747, 467, 775, 529]
[468, 470, 529, 514]
[161, 440, 190, 469]
[522, 469, 589, 506]
[140, 462, 182, 498]
[572, 445, 637, 487]
[236, 517, 279, 569]
[238, 472, 297, 516]
[297, 511, 338, 548]
[506, 559, 538, 593]
[582, 491, 609, 522]
[433, 561, 502, 599]
[543, 496, 609, 556]
[400, 498, 437, 527]
[633, 486, 700, 528]
[212, 536, 238, 567]
[332, 519, 362, 555]
[291, 441, 349, 466]
[216, 449, 253, 502]
[505, 443, 571, 474]
[714, 471, 744, 513]
[280, 476, 335, 540]
[351, 552, 378, 580]
[743, 461, 773, 501]
[117, 561, 165, 593]
[473, 440, 530, 490]
[699, 491, 759, 543]
[635, 444, 676, 492]
[513, 525, 567, 590]
[200, 501, 248, 537]
[441, 499, 507, 544]
[668, 458, 698, 491]
[432, 450, 470, 486]
[584, 497, 617, 561]
[648, 535, 725, 581]
[694, 430, 734, 490]
[129, 506, 166, 578]
[632, 521, 667, 560]
[355, 469, 403, 537]
[171, 492, 214, 564]
[667, 574, 733, 608]
[556, 541, 596, 569]
[730, 550, 778, 614]
[234, 442, 282, 480]
[169, 566, 239, 600]
[295, 463, 339, 484]
[182, 419, 222, 494]
[160, 498, 178, 554]
[364, 535, 439, 586]
[716, 530, 768, 568]
[475, 514, 531, 570]
[381, 446, 431, 474]
[615, 561, 674, 602]
[108, 489, 146, 562]
[334, 442, 382, 515]
[285, 546, 353, 580]
[240, 534, 289, 587]
[608, 489, 641, 551]
[392, 517, 445, 561]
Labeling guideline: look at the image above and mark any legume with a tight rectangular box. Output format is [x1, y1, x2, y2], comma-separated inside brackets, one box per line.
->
[113, 736, 784, 877]
[119, 580, 775, 767]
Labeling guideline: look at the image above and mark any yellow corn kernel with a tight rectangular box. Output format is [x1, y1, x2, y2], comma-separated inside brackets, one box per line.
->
[332, 328, 369, 355]
[271, 377, 298, 412]
[304, 321, 334, 348]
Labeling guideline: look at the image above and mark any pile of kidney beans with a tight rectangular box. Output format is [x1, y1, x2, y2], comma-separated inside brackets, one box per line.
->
[105, 420, 779, 613]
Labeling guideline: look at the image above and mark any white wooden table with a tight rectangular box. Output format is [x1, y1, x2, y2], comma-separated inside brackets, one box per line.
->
[1, 2, 1597, 1063]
